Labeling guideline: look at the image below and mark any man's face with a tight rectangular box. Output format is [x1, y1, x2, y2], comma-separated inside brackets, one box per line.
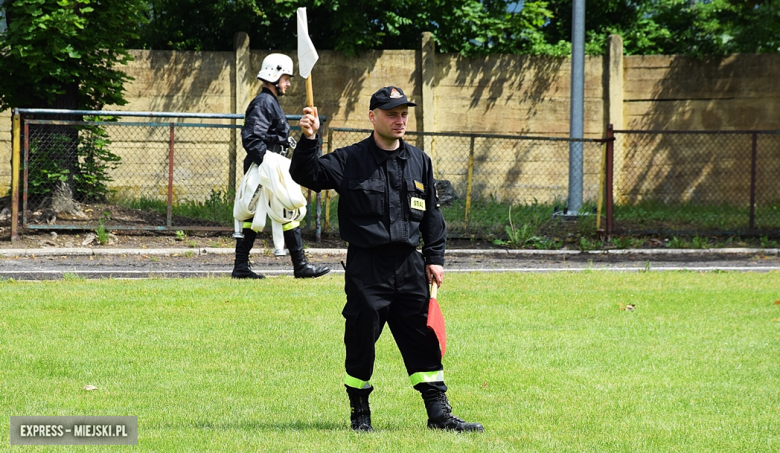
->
[370, 105, 409, 141]
[277, 74, 292, 95]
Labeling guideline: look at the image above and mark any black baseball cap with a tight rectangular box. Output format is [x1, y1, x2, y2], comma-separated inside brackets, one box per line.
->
[369, 86, 417, 110]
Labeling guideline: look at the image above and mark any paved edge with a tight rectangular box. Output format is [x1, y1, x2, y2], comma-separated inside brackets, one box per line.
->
[0, 247, 778, 258]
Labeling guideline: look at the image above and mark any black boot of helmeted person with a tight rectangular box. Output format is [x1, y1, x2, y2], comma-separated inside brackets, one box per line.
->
[231, 228, 265, 279]
[416, 383, 484, 432]
[283, 227, 329, 279]
[346, 385, 373, 432]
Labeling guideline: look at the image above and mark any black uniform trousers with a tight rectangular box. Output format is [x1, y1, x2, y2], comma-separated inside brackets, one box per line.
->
[343, 245, 444, 386]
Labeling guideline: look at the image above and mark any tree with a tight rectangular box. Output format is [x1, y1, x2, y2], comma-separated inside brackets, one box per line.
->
[131, 0, 557, 56]
[131, 0, 780, 58]
[0, 0, 148, 213]
[539, 0, 780, 56]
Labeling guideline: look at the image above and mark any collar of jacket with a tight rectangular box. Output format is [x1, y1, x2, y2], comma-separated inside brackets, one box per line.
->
[261, 86, 278, 100]
[367, 133, 409, 164]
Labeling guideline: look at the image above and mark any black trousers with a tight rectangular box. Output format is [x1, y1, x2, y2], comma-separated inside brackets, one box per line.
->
[343, 246, 443, 384]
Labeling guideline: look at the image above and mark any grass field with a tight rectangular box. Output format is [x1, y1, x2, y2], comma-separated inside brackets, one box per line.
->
[2, 272, 779, 452]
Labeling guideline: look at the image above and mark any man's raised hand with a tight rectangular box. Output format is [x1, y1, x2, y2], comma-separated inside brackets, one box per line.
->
[300, 106, 320, 139]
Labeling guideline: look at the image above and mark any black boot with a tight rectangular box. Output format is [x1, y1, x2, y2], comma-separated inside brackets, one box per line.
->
[283, 228, 330, 279]
[232, 229, 265, 279]
[346, 386, 373, 432]
[231, 259, 265, 279]
[420, 388, 484, 432]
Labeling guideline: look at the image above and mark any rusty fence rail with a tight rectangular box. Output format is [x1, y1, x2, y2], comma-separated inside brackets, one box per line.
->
[609, 127, 780, 237]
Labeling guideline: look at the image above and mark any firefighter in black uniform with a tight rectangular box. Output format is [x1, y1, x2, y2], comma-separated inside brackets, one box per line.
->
[290, 86, 483, 433]
[232, 53, 329, 280]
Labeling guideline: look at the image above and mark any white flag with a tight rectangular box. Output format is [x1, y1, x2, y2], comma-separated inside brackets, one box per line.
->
[297, 7, 319, 79]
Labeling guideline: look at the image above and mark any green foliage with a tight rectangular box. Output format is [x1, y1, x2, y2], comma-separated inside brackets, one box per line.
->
[95, 222, 110, 245]
[498, 206, 544, 248]
[0, 0, 148, 110]
[131, 0, 559, 57]
[691, 235, 709, 249]
[173, 190, 235, 224]
[95, 210, 112, 245]
[75, 120, 122, 202]
[541, 0, 780, 56]
[120, 190, 235, 225]
[27, 123, 121, 202]
[611, 236, 636, 249]
[667, 236, 686, 248]
[27, 135, 73, 197]
[577, 212, 598, 237]
[613, 200, 762, 233]
[579, 236, 602, 252]
[126, 0, 780, 57]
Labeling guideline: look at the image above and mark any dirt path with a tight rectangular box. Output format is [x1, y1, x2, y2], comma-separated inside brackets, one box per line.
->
[1, 246, 778, 280]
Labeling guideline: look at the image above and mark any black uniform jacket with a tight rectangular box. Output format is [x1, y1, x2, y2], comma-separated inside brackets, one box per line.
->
[241, 88, 289, 172]
[290, 134, 446, 266]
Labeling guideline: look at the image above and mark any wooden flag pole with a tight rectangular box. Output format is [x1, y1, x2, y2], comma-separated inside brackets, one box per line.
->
[306, 75, 314, 108]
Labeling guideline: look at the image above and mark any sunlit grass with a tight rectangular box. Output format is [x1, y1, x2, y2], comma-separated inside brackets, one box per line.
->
[2, 272, 779, 451]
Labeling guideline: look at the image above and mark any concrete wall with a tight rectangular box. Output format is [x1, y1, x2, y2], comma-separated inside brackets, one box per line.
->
[623, 53, 780, 130]
[615, 48, 780, 205]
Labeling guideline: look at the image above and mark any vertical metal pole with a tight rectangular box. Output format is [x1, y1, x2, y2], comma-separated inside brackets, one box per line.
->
[23, 122, 29, 229]
[307, 188, 312, 232]
[325, 128, 332, 231]
[465, 136, 476, 227]
[605, 125, 614, 235]
[316, 190, 322, 242]
[596, 142, 605, 231]
[568, 0, 586, 215]
[229, 125, 238, 194]
[167, 123, 175, 228]
[11, 110, 20, 241]
[314, 134, 322, 241]
[749, 132, 758, 231]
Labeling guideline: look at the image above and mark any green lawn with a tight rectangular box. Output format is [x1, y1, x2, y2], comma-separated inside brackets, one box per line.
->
[2, 272, 779, 452]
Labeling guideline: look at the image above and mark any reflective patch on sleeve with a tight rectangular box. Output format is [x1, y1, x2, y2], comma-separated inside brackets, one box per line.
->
[411, 197, 426, 211]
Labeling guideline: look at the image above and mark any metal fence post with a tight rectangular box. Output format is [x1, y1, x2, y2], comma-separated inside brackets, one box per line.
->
[605, 125, 614, 235]
[325, 128, 333, 231]
[22, 121, 29, 228]
[167, 123, 175, 228]
[11, 109, 20, 242]
[464, 135, 475, 227]
[749, 132, 758, 232]
[315, 135, 322, 242]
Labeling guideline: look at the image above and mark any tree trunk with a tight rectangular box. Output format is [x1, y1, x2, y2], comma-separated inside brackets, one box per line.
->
[28, 81, 87, 219]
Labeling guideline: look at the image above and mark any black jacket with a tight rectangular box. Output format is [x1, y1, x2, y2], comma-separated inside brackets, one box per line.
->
[241, 88, 289, 173]
[290, 134, 446, 266]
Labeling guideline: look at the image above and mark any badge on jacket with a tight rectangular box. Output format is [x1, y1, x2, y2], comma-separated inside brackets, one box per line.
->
[411, 197, 426, 211]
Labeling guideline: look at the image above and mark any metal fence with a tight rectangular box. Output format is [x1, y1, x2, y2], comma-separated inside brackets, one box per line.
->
[609, 128, 780, 237]
[325, 128, 608, 243]
[12, 108, 778, 244]
[11, 109, 320, 238]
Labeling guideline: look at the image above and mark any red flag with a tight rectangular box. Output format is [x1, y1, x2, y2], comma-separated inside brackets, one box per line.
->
[427, 284, 447, 358]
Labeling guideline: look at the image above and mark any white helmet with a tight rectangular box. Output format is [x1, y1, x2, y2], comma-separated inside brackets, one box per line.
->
[257, 53, 294, 83]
